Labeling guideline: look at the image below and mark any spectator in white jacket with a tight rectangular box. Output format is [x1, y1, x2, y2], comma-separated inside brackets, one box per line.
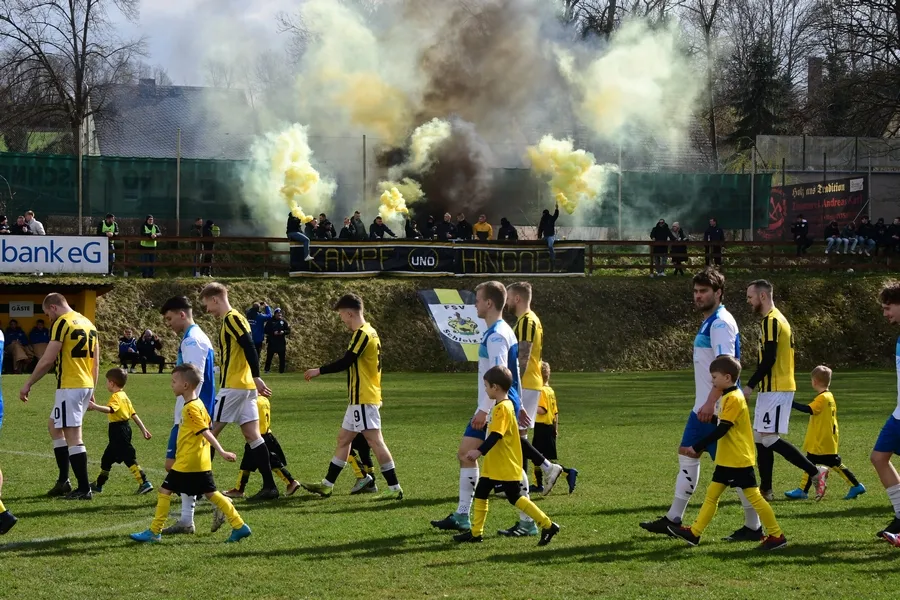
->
[24, 210, 45, 235]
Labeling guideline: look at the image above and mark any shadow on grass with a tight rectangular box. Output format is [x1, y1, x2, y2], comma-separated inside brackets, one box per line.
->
[0, 533, 133, 556]
[11, 503, 144, 519]
[308, 496, 459, 515]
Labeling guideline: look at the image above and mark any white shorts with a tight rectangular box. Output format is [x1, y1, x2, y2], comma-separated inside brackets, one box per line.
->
[52, 388, 93, 429]
[342, 404, 382, 432]
[754, 391, 794, 434]
[520, 389, 541, 430]
[213, 389, 259, 425]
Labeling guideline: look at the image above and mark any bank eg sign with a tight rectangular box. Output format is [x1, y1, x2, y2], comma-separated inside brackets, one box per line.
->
[1, 236, 108, 274]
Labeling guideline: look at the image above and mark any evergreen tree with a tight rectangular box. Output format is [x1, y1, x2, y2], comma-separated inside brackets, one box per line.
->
[727, 40, 781, 151]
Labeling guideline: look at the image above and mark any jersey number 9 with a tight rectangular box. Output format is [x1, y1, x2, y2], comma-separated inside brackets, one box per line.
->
[71, 329, 98, 359]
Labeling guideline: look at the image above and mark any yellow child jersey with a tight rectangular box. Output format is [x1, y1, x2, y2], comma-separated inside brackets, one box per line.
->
[106, 391, 136, 423]
[482, 398, 523, 481]
[51, 310, 98, 389]
[219, 309, 256, 390]
[257, 396, 272, 435]
[173, 399, 212, 472]
[536, 385, 557, 426]
[803, 391, 839, 455]
[756, 307, 796, 392]
[348, 323, 382, 406]
[715, 387, 756, 468]
[515, 310, 544, 390]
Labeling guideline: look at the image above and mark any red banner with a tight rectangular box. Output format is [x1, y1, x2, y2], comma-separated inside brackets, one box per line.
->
[757, 177, 867, 240]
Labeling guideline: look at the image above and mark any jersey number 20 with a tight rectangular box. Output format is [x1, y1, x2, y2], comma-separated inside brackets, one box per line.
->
[71, 329, 98, 358]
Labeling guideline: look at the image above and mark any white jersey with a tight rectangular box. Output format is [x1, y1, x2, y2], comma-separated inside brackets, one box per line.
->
[894, 336, 900, 419]
[476, 319, 521, 416]
[174, 324, 216, 424]
[692, 305, 739, 413]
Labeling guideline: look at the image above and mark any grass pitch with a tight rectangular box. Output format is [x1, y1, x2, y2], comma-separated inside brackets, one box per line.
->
[1, 370, 900, 599]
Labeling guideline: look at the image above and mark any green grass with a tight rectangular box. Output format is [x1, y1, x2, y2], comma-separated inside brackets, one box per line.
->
[1, 370, 900, 599]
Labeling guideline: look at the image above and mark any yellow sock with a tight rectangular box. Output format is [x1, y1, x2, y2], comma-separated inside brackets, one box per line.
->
[835, 465, 854, 485]
[533, 466, 541, 486]
[690, 482, 726, 536]
[799, 472, 810, 490]
[514, 496, 551, 530]
[744, 487, 783, 537]
[209, 491, 244, 529]
[129, 464, 145, 483]
[150, 493, 172, 534]
[365, 465, 376, 477]
[472, 498, 489, 537]
[274, 468, 291, 485]
[348, 455, 364, 479]
[0, 499, 6, 512]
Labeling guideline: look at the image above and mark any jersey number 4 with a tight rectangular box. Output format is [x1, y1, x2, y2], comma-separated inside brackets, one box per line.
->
[71, 329, 98, 358]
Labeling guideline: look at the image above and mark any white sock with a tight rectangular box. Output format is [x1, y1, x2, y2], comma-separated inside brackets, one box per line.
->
[887, 484, 900, 518]
[666, 455, 700, 523]
[457, 467, 478, 516]
[180, 493, 195, 525]
[518, 470, 534, 523]
[735, 488, 761, 530]
[540, 459, 553, 473]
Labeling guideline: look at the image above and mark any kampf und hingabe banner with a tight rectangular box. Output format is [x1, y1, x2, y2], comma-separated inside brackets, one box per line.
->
[289, 241, 585, 277]
[418, 289, 485, 362]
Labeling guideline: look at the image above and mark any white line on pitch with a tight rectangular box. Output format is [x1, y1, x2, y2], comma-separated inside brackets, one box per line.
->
[0, 448, 168, 474]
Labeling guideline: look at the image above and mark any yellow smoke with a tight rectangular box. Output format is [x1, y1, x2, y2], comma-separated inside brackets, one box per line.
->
[378, 187, 409, 222]
[377, 177, 424, 205]
[408, 118, 452, 172]
[526, 135, 615, 215]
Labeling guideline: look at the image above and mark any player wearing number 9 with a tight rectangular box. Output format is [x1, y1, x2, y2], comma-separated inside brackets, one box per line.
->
[20, 293, 100, 500]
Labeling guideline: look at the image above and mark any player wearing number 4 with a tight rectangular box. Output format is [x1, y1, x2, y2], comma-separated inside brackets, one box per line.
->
[301, 293, 403, 500]
[20, 293, 99, 500]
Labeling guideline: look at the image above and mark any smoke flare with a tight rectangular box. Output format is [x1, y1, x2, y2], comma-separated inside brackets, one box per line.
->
[526, 135, 616, 215]
[378, 187, 410, 222]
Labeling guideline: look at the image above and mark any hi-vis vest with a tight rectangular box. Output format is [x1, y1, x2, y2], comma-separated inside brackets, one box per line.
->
[141, 224, 159, 248]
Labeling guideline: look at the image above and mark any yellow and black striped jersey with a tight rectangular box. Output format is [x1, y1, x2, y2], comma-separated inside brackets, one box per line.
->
[257, 396, 272, 435]
[51, 311, 97, 389]
[347, 323, 382, 405]
[756, 307, 796, 392]
[515, 310, 544, 390]
[218, 309, 256, 390]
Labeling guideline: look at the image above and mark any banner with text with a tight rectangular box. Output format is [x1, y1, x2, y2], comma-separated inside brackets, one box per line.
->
[418, 289, 485, 362]
[289, 241, 585, 277]
[757, 176, 868, 240]
[0, 236, 109, 274]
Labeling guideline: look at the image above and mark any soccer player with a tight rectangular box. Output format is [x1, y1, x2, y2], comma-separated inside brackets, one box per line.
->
[784, 366, 865, 500]
[347, 434, 379, 494]
[300, 293, 403, 499]
[641, 268, 763, 542]
[130, 364, 250, 544]
[160, 296, 218, 533]
[872, 284, 900, 543]
[431, 281, 534, 535]
[531, 361, 577, 494]
[506, 282, 567, 495]
[668, 356, 787, 550]
[742, 280, 827, 501]
[20, 293, 99, 499]
[88, 368, 153, 494]
[0, 328, 17, 534]
[454, 366, 560, 546]
[199, 283, 279, 501]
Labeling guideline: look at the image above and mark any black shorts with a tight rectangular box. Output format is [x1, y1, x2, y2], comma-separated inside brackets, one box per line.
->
[239, 432, 288, 471]
[162, 470, 217, 496]
[711, 465, 757, 489]
[101, 422, 137, 469]
[532, 424, 557, 460]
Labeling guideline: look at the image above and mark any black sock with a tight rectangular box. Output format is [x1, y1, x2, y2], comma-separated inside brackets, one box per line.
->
[96, 470, 110, 488]
[770, 439, 819, 477]
[68, 448, 90, 492]
[325, 460, 345, 485]
[381, 467, 399, 487]
[756, 443, 774, 492]
[534, 467, 543, 487]
[251, 443, 277, 489]
[54, 445, 70, 482]
[280, 467, 294, 482]
[520, 438, 546, 466]
[238, 471, 250, 493]
[352, 435, 374, 470]
[839, 466, 860, 487]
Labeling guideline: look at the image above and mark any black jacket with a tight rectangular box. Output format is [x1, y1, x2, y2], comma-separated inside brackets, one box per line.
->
[790, 220, 810, 241]
[650, 224, 675, 254]
[888, 223, 900, 243]
[316, 222, 335, 240]
[349, 217, 368, 241]
[704, 225, 725, 242]
[423, 218, 436, 239]
[497, 218, 518, 241]
[11, 221, 31, 235]
[824, 223, 841, 240]
[202, 221, 215, 250]
[339, 226, 353, 240]
[369, 221, 397, 240]
[264, 318, 291, 345]
[456, 220, 473, 241]
[286, 214, 302, 235]
[875, 219, 889, 243]
[304, 222, 318, 238]
[436, 220, 457, 240]
[405, 218, 422, 239]
[136, 336, 163, 358]
[537, 208, 559, 239]
[858, 221, 876, 240]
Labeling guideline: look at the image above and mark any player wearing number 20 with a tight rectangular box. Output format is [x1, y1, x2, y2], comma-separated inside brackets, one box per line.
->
[19, 293, 99, 500]
[301, 293, 403, 500]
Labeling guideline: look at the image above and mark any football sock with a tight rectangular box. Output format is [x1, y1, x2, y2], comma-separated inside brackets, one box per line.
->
[690, 481, 726, 537]
[770, 439, 818, 477]
[96, 469, 110, 488]
[249, 438, 277, 489]
[756, 443, 775, 491]
[324, 457, 346, 486]
[667, 455, 700, 523]
[275, 467, 293, 484]
[519, 438, 548, 469]
[514, 496, 551, 530]
[743, 487, 782, 537]
[129, 464, 147, 483]
[209, 491, 244, 529]
[352, 435, 374, 470]
[800, 472, 812, 493]
[380, 461, 400, 488]
[734, 488, 762, 530]
[887, 483, 900, 518]
[236, 470, 250, 493]
[0, 500, 5, 513]
[457, 467, 478, 515]
[472, 498, 489, 537]
[518, 470, 534, 523]
[151, 493, 172, 535]
[68, 445, 89, 492]
[180, 494, 196, 524]
[533, 466, 543, 487]
[53, 438, 69, 482]
[835, 464, 860, 486]
[348, 454, 365, 479]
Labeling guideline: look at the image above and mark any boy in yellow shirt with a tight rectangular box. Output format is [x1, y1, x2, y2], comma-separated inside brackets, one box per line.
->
[130, 364, 250, 544]
[784, 366, 865, 500]
[88, 368, 153, 495]
[454, 366, 560, 546]
[530, 362, 578, 494]
[669, 356, 787, 550]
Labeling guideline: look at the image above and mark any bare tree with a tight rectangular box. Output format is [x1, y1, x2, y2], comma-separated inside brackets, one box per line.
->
[683, 0, 722, 167]
[136, 61, 173, 86]
[203, 58, 237, 89]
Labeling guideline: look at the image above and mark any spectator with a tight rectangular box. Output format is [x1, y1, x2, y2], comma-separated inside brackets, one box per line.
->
[857, 216, 877, 256]
[317, 213, 335, 239]
[304, 217, 319, 239]
[790, 214, 812, 256]
[28, 319, 50, 361]
[0, 215, 9, 234]
[286, 212, 313, 261]
[537, 204, 560, 262]
[369, 216, 397, 240]
[497, 217, 518, 241]
[11, 216, 30, 235]
[96, 213, 119, 276]
[456, 213, 473, 240]
[889, 217, 900, 254]
[118, 327, 140, 372]
[404, 216, 423, 239]
[350, 211, 368, 241]
[140, 214, 161, 278]
[423, 215, 437, 239]
[264, 308, 291, 374]
[824, 220, 843, 254]
[840, 221, 858, 254]
[136, 329, 165, 374]
[703, 217, 725, 265]
[190, 217, 203, 277]
[24, 210, 45, 235]
[339, 217, 353, 239]
[650, 218, 676, 277]
[473, 214, 493, 241]
[246, 301, 273, 356]
[670, 222, 688, 276]
[436, 212, 457, 241]
[201, 219, 216, 276]
[875, 217, 889, 255]
[4, 320, 32, 373]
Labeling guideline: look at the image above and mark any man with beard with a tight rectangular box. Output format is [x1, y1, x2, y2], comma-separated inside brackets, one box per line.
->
[873, 283, 900, 544]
